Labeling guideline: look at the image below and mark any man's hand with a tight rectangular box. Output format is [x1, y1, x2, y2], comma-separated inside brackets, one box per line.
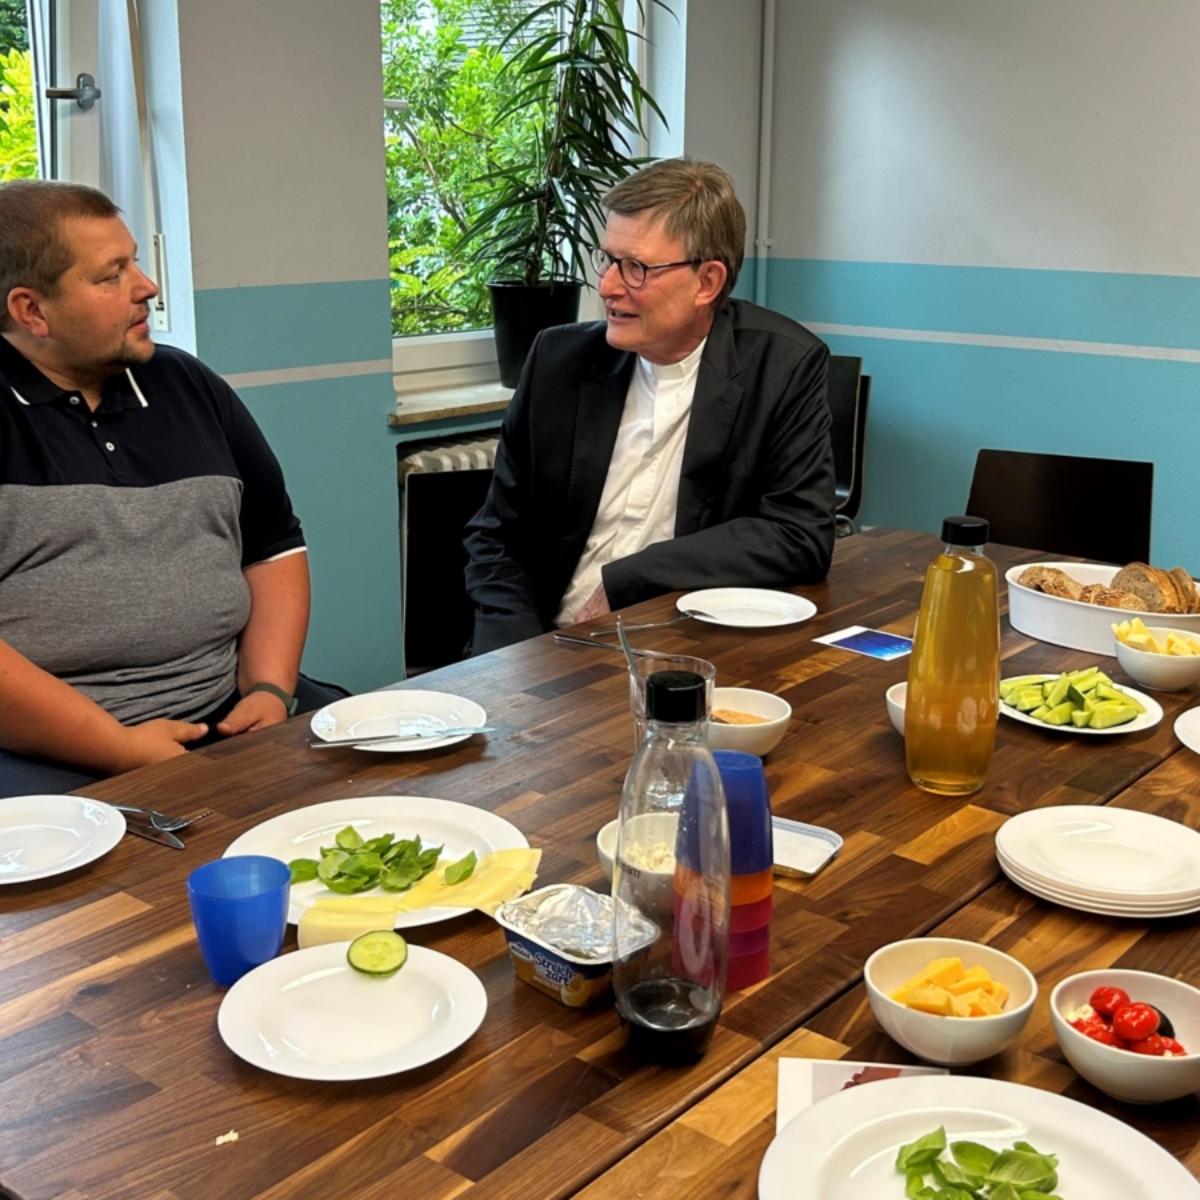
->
[112, 718, 208, 772]
[573, 583, 611, 624]
[217, 690, 290, 737]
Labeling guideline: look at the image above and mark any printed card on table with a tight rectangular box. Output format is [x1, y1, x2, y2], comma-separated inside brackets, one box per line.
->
[776, 1059, 947, 1133]
[813, 625, 914, 661]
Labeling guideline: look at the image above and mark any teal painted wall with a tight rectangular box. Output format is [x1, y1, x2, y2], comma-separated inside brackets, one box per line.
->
[195, 281, 402, 692]
[763, 258, 1200, 572]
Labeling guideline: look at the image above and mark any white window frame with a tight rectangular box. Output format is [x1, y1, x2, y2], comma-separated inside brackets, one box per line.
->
[28, 0, 101, 184]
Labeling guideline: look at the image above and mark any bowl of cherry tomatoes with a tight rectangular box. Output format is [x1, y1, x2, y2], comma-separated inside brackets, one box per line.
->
[1050, 968, 1200, 1104]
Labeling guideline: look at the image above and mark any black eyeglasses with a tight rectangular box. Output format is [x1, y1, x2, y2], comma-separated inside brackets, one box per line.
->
[591, 247, 702, 289]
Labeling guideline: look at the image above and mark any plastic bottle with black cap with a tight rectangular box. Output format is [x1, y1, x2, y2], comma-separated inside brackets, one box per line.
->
[906, 515, 1001, 795]
[613, 669, 731, 1063]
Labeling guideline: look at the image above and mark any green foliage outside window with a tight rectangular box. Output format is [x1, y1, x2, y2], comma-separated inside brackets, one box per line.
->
[382, 0, 547, 337]
[0, 0, 27, 52]
[0, 47, 37, 182]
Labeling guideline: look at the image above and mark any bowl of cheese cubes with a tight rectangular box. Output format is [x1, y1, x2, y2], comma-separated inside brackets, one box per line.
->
[864, 937, 1037, 1065]
[1113, 618, 1200, 692]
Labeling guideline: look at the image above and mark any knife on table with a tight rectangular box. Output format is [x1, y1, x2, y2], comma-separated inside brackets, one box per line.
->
[124, 823, 185, 850]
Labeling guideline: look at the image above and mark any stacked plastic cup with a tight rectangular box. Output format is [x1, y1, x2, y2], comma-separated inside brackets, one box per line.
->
[713, 750, 773, 990]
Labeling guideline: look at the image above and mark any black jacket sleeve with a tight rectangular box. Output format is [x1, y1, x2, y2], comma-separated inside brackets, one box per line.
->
[462, 338, 549, 654]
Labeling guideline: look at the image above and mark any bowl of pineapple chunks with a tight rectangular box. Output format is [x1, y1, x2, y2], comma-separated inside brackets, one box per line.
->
[1113, 618, 1200, 692]
[865, 937, 1037, 1065]
[999, 667, 1161, 733]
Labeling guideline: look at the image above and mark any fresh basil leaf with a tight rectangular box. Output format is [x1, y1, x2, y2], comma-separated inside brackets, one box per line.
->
[905, 1169, 928, 1198]
[341, 851, 385, 877]
[987, 1150, 1057, 1191]
[990, 1185, 1022, 1200]
[335, 824, 365, 851]
[324, 874, 372, 894]
[896, 1127, 947, 1172]
[385, 837, 420, 865]
[932, 1158, 982, 1190]
[288, 858, 319, 883]
[950, 1142, 997, 1177]
[443, 850, 478, 886]
[362, 834, 394, 855]
[381, 862, 422, 892]
[417, 844, 444, 874]
[317, 849, 349, 881]
[1018, 1192, 1062, 1200]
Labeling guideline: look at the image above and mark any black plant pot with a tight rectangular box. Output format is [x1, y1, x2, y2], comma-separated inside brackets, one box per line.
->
[489, 281, 583, 387]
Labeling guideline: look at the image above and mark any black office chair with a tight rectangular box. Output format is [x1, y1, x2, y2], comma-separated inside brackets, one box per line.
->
[402, 465, 495, 674]
[965, 449, 1153, 563]
[827, 354, 871, 537]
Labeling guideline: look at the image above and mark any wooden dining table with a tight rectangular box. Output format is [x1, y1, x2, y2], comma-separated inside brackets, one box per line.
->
[2, 527, 1197, 1200]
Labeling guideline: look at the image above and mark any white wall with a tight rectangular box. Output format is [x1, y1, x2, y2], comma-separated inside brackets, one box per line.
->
[176, 0, 387, 289]
[761, 0, 1200, 569]
[771, 0, 1200, 274]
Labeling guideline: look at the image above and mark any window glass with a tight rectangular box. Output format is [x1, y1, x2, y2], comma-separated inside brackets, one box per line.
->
[382, 0, 551, 338]
[0, 0, 36, 180]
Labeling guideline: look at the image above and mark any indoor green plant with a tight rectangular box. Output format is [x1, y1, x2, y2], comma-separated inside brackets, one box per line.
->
[460, 0, 671, 385]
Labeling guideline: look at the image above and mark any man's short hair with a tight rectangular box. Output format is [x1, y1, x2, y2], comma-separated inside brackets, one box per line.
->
[0, 179, 120, 331]
[603, 158, 746, 307]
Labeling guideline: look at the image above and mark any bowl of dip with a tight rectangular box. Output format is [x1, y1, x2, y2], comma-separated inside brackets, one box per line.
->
[707, 687, 791, 756]
[596, 813, 679, 886]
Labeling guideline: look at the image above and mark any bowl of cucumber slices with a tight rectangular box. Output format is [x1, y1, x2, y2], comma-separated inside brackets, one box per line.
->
[999, 667, 1163, 735]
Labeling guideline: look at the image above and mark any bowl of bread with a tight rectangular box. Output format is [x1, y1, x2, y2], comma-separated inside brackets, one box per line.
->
[1007, 561, 1200, 656]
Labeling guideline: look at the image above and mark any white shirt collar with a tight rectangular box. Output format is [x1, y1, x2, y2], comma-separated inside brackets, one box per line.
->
[637, 336, 707, 386]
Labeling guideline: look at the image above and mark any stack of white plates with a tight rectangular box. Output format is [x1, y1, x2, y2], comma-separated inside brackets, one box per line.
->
[995, 806, 1200, 918]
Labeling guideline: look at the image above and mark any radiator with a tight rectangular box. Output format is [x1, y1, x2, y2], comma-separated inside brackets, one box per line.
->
[399, 436, 499, 674]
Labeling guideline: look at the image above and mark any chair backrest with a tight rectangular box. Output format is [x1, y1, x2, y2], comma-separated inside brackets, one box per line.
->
[966, 449, 1153, 563]
[827, 354, 870, 521]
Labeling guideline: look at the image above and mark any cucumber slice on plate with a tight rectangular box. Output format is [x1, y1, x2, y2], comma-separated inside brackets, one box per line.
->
[347, 930, 409, 977]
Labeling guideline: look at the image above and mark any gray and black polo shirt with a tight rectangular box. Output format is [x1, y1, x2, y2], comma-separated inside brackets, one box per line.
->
[0, 335, 306, 724]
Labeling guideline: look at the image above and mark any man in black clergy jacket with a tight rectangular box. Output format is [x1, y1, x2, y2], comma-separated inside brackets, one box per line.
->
[464, 158, 835, 655]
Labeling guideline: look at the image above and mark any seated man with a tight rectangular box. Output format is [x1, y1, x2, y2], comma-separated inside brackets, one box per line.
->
[464, 158, 836, 654]
[0, 180, 342, 798]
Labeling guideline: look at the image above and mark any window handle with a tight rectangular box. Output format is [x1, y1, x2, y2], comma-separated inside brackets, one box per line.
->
[45, 73, 101, 111]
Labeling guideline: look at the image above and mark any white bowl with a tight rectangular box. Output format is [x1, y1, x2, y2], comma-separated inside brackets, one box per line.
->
[864, 937, 1037, 1066]
[1050, 969, 1200, 1104]
[1006, 561, 1200, 657]
[886, 682, 906, 735]
[595, 813, 680, 885]
[1114, 629, 1200, 692]
[707, 687, 791, 756]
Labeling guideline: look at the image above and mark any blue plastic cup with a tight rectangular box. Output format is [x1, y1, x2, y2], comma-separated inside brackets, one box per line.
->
[712, 750, 773, 875]
[187, 855, 291, 986]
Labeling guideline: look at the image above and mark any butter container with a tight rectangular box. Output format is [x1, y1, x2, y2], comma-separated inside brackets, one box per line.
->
[495, 884, 656, 1007]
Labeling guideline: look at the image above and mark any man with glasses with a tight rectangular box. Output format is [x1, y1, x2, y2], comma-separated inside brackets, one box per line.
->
[465, 158, 835, 653]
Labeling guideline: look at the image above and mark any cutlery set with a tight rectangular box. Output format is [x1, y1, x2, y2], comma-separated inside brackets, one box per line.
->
[115, 806, 213, 851]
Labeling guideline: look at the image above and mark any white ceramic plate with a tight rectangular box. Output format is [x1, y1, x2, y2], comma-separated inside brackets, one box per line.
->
[757, 1075, 1200, 1199]
[1174, 707, 1200, 755]
[223, 796, 528, 928]
[217, 942, 487, 1080]
[0, 794, 126, 885]
[996, 846, 1200, 908]
[999, 674, 1162, 736]
[677, 587, 817, 628]
[996, 806, 1200, 899]
[997, 854, 1200, 918]
[309, 689, 487, 752]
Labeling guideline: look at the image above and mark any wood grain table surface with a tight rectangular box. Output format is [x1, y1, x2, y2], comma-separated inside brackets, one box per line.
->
[578, 751, 1200, 1198]
[1, 528, 1196, 1200]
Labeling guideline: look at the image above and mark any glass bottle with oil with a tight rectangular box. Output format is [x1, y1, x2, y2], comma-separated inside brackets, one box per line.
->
[905, 516, 1000, 795]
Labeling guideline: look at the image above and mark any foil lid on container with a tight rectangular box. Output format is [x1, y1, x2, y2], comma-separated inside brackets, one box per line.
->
[496, 883, 656, 962]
